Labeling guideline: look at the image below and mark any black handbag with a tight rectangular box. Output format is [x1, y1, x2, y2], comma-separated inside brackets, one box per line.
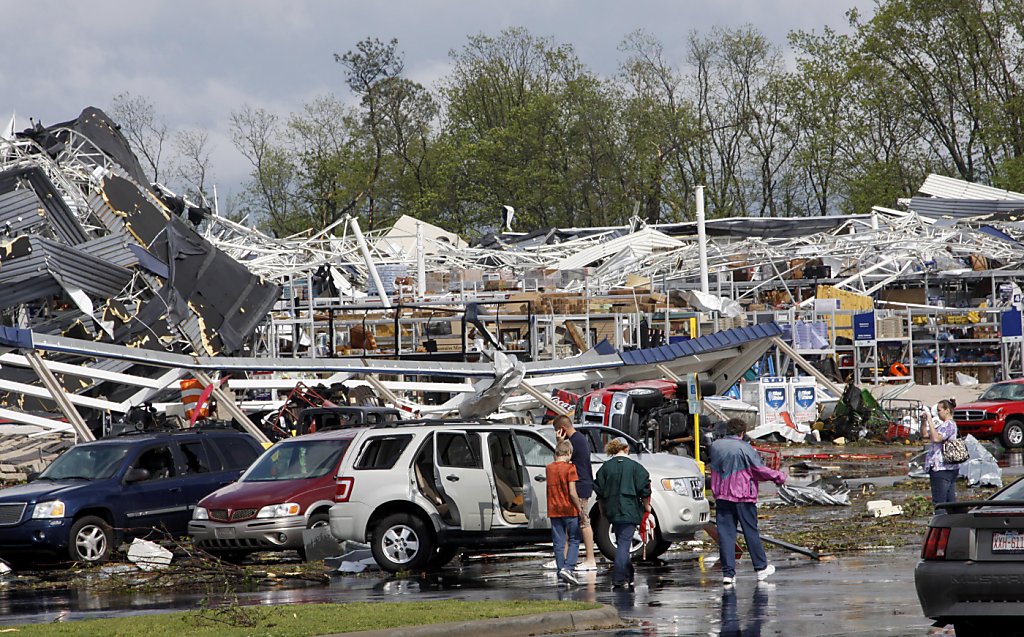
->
[942, 437, 969, 464]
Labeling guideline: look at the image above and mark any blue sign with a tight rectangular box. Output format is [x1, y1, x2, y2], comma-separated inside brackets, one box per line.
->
[853, 311, 876, 346]
[1002, 310, 1023, 343]
[794, 387, 815, 409]
[765, 388, 787, 410]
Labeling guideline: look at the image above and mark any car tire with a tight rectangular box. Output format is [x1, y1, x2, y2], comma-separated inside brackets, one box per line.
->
[1002, 420, 1024, 449]
[68, 515, 113, 563]
[594, 513, 662, 562]
[297, 511, 331, 561]
[371, 513, 434, 572]
[625, 387, 664, 410]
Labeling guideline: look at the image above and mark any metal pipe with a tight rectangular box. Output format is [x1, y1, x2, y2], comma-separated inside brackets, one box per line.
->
[416, 221, 426, 300]
[696, 186, 709, 294]
[348, 215, 391, 308]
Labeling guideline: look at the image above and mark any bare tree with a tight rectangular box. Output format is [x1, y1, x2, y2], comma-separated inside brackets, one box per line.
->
[109, 92, 168, 182]
[172, 128, 214, 206]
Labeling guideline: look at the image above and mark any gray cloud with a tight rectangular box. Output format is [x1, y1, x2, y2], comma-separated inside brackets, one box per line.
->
[6, 0, 873, 202]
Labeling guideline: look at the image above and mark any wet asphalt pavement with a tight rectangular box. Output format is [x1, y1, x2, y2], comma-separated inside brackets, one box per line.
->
[0, 545, 936, 636]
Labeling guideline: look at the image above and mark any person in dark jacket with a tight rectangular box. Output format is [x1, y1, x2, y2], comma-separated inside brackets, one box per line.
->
[709, 418, 787, 586]
[593, 437, 651, 588]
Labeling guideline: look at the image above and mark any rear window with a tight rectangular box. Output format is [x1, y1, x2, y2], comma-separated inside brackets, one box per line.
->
[243, 439, 351, 481]
[209, 436, 260, 470]
[355, 435, 412, 470]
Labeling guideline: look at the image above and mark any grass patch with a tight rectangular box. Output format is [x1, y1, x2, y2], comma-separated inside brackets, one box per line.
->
[4, 600, 599, 636]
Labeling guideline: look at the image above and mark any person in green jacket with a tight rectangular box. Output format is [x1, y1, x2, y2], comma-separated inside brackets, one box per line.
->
[593, 437, 651, 589]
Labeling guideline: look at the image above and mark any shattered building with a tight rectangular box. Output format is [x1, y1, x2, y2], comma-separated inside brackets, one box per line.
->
[0, 107, 279, 444]
[5, 107, 1024, 460]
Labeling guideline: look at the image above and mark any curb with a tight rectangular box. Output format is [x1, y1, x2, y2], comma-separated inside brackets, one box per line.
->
[318, 604, 622, 637]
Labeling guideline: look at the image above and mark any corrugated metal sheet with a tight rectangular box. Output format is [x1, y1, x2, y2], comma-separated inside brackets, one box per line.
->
[34, 236, 133, 298]
[0, 167, 89, 245]
[619, 323, 785, 366]
[908, 197, 1024, 219]
[919, 174, 1024, 201]
[0, 189, 43, 236]
[77, 234, 139, 268]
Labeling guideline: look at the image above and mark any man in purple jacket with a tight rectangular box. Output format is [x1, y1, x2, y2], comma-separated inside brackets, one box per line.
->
[709, 418, 787, 586]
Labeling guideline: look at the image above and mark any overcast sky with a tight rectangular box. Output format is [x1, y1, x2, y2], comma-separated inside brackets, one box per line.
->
[4, 0, 875, 204]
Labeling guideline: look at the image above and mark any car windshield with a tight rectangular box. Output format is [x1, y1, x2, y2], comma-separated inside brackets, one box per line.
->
[242, 439, 350, 481]
[979, 383, 1024, 401]
[39, 444, 131, 480]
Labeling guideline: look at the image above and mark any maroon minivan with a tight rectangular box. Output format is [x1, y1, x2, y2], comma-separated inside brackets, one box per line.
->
[188, 429, 358, 560]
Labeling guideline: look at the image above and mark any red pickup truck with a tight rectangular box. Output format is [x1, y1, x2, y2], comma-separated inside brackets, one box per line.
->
[953, 380, 1024, 448]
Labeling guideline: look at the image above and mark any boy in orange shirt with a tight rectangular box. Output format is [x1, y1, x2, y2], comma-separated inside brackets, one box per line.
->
[547, 439, 582, 585]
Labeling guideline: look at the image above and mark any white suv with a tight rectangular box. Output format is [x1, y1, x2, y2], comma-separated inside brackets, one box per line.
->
[328, 420, 708, 572]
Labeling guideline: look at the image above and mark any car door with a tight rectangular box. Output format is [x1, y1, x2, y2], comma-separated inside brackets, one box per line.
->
[432, 431, 492, 531]
[512, 430, 553, 528]
[120, 443, 193, 536]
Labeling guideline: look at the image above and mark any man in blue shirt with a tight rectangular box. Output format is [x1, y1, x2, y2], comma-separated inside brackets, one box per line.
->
[553, 415, 597, 570]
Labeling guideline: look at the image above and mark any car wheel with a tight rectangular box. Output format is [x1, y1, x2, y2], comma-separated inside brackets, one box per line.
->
[1002, 420, 1024, 449]
[297, 512, 331, 561]
[68, 516, 113, 563]
[625, 387, 664, 410]
[594, 513, 660, 561]
[371, 513, 434, 572]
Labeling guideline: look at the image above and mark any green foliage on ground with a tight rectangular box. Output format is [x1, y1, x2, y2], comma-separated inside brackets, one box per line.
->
[7, 600, 600, 636]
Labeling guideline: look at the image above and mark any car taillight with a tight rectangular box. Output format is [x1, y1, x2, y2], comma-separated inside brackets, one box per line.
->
[335, 476, 354, 502]
[921, 526, 950, 559]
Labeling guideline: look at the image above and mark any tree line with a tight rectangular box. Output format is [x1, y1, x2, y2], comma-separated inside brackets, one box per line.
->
[113, 0, 1024, 239]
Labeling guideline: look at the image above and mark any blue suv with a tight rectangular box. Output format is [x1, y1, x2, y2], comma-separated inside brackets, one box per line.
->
[0, 429, 263, 564]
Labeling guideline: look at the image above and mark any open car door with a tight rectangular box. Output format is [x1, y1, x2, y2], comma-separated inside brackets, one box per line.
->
[512, 430, 552, 529]
[432, 431, 492, 531]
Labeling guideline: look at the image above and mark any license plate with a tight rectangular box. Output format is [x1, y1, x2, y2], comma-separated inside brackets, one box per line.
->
[992, 531, 1024, 552]
[214, 527, 237, 540]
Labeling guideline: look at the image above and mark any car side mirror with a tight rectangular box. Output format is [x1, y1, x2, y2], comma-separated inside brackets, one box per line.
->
[125, 468, 150, 483]
[26, 472, 39, 482]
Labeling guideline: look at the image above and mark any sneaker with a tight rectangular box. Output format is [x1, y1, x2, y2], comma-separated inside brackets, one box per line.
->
[543, 559, 558, 569]
[558, 568, 579, 585]
[576, 562, 598, 572]
[756, 564, 775, 581]
[723, 576, 735, 586]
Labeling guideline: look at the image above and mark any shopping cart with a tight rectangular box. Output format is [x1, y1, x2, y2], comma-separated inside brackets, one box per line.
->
[753, 445, 782, 470]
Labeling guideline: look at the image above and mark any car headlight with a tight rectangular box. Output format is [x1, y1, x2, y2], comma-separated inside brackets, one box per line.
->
[32, 500, 66, 519]
[661, 478, 690, 496]
[193, 506, 209, 520]
[256, 503, 301, 519]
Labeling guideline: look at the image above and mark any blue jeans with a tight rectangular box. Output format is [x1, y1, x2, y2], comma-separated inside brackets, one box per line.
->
[551, 516, 580, 572]
[612, 522, 636, 585]
[716, 500, 768, 578]
[930, 469, 958, 508]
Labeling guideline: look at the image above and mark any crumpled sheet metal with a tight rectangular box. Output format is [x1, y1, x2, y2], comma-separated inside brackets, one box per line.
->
[778, 476, 851, 506]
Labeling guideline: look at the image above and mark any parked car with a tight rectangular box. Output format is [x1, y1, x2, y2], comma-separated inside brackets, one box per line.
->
[542, 424, 710, 559]
[953, 380, 1024, 448]
[0, 428, 263, 564]
[328, 419, 709, 572]
[189, 429, 357, 560]
[915, 477, 1024, 633]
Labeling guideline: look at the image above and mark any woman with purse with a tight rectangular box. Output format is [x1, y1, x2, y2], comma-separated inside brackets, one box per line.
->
[919, 399, 961, 508]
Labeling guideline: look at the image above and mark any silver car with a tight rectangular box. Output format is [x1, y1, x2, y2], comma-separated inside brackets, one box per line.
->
[328, 420, 708, 572]
[915, 477, 1024, 634]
